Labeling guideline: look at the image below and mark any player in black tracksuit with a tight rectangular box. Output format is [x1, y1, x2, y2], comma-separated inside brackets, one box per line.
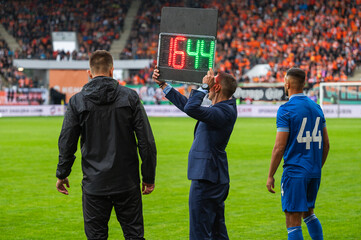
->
[56, 50, 156, 240]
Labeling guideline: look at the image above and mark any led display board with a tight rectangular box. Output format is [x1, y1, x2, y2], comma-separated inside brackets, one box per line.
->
[158, 34, 215, 71]
[157, 7, 218, 84]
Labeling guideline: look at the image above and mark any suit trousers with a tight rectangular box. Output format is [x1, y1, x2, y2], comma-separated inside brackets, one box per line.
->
[189, 180, 230, 240]
[82, 186, 145, 240]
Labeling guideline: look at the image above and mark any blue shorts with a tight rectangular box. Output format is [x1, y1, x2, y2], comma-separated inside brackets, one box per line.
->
[281, 172, 321, 212]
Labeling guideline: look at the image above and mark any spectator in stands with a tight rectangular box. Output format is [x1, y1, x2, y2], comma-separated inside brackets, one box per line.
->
[122, 0, 360, 85]
[50, 87, 66, 105]
[1, 0, 360, 86]
[0, 0, 129, 60]
[308, 90, 318, 103]
[0, 38, 33, 89]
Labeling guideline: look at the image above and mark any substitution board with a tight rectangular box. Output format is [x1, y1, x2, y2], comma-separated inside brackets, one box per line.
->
[157, 7, 218, 85]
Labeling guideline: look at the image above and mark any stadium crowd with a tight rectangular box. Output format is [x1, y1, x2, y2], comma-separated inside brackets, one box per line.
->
[213, 0, 361, 83]
[122, 0, 361, 85]
[0, 38, 34, 89]
[120, 0, 185, 60]
[0, 0, 129, 60]
[1, 0, 360, 87]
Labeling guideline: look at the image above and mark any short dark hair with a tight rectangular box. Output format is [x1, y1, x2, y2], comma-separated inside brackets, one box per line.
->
[217, 72, 237, 98]
[89, 50, 113, 74]
[286, 68, 305, 90]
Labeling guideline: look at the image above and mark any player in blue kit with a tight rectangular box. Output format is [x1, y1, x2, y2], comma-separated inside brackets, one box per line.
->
[267, 68, 330, 240]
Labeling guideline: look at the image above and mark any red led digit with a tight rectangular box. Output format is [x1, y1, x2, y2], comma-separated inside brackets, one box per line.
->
[172, 36, 186, 69]
[168, 37, 174, 66]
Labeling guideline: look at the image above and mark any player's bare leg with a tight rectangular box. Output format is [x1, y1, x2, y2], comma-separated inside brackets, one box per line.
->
[285, 211, 302, 227]
[303, 208, 323, 240]
[285, 211, 303, 240]
[302, 208, 314, 219]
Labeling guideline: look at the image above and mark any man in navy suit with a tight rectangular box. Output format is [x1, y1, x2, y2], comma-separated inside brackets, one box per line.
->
[153, 67, 238, 240]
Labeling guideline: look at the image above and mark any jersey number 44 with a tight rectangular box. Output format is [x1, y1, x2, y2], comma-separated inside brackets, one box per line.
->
[296, 117, 322, 150]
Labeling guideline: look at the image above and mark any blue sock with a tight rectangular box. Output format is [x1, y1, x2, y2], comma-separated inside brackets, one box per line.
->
[304, 214, 323, 240]
[287, 226, 303, 240]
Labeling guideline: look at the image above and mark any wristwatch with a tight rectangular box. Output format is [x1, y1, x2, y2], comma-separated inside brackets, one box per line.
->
[201, 83, 210, 91]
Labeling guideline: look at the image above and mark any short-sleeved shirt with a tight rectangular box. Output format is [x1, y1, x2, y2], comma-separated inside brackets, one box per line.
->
[277, 93, 326, 178]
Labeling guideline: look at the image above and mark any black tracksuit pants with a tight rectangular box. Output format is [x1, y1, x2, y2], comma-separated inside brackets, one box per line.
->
[82, 186, 145, 240]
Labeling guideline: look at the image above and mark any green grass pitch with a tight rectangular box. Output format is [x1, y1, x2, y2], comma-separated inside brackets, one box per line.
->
[0, 116, 360, 239]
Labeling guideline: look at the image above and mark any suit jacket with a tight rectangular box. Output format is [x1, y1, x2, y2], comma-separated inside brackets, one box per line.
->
[166, 88, 237, 184]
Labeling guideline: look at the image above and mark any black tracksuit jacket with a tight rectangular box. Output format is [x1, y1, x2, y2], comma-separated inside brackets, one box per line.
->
[56, 76, 157, 195]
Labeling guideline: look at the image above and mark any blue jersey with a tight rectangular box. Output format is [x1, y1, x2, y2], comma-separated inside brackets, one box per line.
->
[277, 94, 326, 178]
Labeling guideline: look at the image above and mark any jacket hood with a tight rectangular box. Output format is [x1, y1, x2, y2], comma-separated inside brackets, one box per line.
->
[82, 76, 119, 105]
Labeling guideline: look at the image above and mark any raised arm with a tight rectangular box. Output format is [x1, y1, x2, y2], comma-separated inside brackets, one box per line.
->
[183, 90, 233, 127]
[152, 67, 189, 112]
[183, 68, 234, 127]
